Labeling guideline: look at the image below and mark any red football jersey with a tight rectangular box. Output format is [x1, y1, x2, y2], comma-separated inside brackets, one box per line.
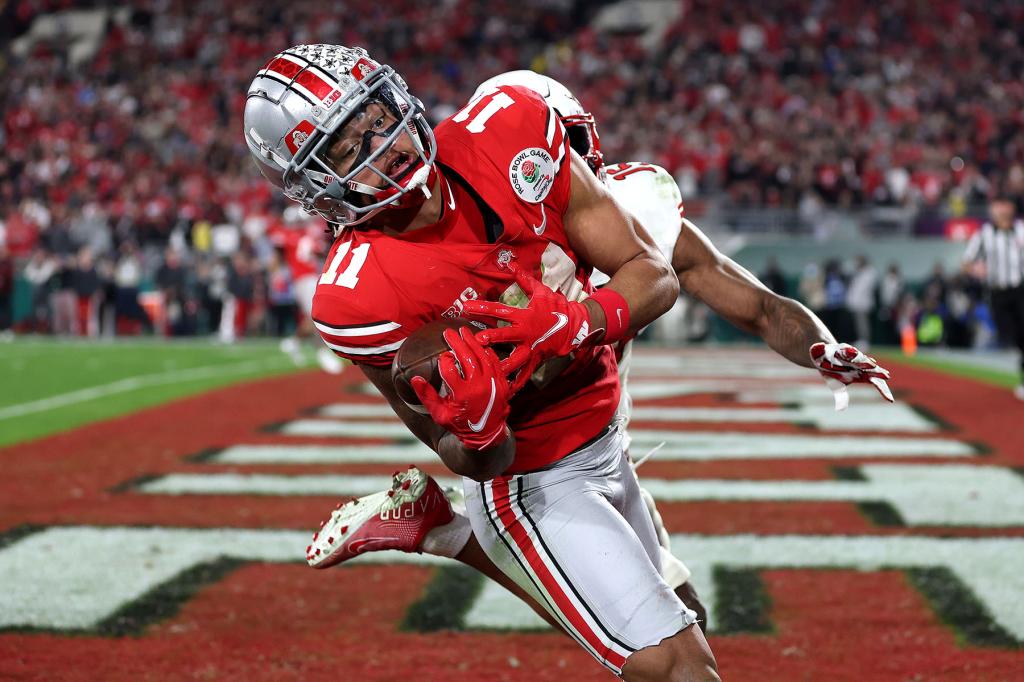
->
[311, 85, 619, 473]
[269, 222, 325, 280]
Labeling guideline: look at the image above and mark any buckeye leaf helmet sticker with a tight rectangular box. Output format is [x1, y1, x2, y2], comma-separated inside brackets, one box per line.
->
[509, 147, 555, 204]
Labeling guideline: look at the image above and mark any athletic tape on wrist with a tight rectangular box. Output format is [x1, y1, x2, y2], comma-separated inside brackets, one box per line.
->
[589, 288, 630, 344]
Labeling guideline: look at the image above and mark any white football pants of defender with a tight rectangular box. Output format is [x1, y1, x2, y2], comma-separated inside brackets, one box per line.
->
[464, 425, 697, 676]
[614, 339, 692, 588]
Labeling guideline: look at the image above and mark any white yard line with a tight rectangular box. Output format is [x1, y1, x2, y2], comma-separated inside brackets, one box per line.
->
[0, 358, 295, 420]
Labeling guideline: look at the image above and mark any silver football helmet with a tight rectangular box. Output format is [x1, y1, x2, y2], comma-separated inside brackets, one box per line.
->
[473, 70, 604, 179]
[244, 44, 437, 229]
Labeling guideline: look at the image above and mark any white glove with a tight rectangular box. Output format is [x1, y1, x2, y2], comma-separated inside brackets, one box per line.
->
[810, 342, 894, 411]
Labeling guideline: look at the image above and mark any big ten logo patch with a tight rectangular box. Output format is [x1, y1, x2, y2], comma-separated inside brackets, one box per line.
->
[443, 287, 480, 319]
[509, 147, 555, 203]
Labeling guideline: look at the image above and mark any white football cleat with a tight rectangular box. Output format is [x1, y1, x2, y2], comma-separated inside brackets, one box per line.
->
[306, 466, 455, 569]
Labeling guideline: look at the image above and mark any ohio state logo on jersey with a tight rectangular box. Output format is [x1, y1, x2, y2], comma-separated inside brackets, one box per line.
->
[496, 249, 516, 268]
[509, 147, 555, 203]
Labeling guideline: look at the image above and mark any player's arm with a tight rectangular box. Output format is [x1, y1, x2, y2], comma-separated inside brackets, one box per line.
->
[564, 152, 680, 340]
[358, 363, 515, 482]
[672, 217, 893, 406]
[671, 217, 833, 368]
[466, 151, 678, 387]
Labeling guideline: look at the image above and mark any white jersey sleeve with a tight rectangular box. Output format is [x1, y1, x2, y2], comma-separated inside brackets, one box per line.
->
[592, 162, 684, 287]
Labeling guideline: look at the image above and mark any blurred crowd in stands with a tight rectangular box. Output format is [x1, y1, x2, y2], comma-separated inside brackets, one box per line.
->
[0, 207, 324, 340]
[618, 0, 1024, 211]
[1, 0, 1022, 343]
[756, 256, 997, 351]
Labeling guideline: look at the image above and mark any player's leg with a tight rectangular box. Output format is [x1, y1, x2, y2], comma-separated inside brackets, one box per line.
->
[304, 466, 564, 630]
[620, 624, 719, 682]
[632, 470, 707, 628]
[602, 445, 716, 680]
[1010, 289, 1024, 390]
[618, 339, 707, 624]
[463, 427, 715, 678]
[303, 440, 712, 675]
[992, 289, 1024, 395]
[303, 459, 703, 650]
[453, 532, 565, 631]
[440, 484, 564, 629]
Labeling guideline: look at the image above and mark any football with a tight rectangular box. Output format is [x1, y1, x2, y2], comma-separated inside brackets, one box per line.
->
[391, 317, 483, 411]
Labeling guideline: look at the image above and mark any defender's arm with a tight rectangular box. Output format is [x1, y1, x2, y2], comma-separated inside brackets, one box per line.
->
[671, 217, 834, 368]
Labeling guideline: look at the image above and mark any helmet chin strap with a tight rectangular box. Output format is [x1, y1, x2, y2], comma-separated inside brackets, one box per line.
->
[359, 163, 440, 234]
[408, 163, 432, 199]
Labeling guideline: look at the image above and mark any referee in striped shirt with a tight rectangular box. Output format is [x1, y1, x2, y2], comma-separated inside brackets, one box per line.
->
[963, 196, 1024, 399]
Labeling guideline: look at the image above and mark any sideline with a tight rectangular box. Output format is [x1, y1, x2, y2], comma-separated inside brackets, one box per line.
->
[1, 336, 286, 349]
[0, 358, 307, 420]
[877, 349, 1018, 388]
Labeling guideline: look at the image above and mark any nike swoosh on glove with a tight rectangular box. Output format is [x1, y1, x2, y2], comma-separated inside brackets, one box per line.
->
[411, 326, 511, 450]
[462, 265, 599, 394]
[810, 342, 894, 411]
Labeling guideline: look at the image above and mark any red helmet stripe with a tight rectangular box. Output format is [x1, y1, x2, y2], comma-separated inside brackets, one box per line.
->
[294, 69, 335, 101]
[264, 57, 335, 101]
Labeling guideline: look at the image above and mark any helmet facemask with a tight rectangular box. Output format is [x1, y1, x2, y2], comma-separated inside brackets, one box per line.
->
[247, 46, 440, 231]
[294, 68, 436, 226]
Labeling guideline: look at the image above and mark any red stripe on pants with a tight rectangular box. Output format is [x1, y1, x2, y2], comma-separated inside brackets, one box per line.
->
[490, 476, 626, 670]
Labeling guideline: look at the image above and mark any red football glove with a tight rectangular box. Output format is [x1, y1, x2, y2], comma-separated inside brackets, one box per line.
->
[462, 265, 599, 393]
[410, 327, 511, 450]
[810, 342, 894, 410]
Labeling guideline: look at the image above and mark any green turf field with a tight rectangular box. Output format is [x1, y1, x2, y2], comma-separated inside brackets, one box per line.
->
[0, 338, 1016, 450]
[875, 349, 1020, 389]
[0, 338, 316, 448]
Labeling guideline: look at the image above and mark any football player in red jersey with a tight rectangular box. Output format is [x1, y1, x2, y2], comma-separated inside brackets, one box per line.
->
[245, 45, 717, 680]
[290, 68, 897, 646]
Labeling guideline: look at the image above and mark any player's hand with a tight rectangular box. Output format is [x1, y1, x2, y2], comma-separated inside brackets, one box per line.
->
[810, 342, 894, 410]
[462, 265, 598, 393]
[411, 327, 511, 450]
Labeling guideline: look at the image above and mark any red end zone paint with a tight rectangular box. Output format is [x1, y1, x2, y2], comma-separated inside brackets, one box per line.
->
[0, 352, 1022, 681]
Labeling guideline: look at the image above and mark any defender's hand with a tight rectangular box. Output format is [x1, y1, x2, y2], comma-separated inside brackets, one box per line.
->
[411, 327, 511, 450]
[810, 342, 894, 410]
